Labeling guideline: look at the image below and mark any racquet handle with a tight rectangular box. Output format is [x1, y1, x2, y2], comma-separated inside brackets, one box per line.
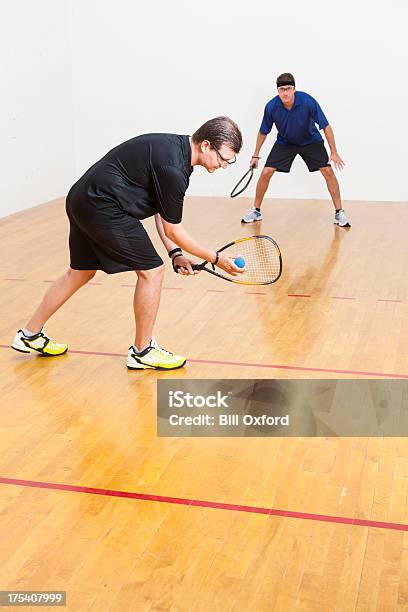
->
[191, 262, 206, 271]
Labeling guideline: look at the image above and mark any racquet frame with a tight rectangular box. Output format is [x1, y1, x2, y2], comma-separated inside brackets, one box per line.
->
[191, 235, 282, 285]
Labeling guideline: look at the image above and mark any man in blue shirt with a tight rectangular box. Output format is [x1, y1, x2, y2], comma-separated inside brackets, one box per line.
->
[242, 73, 350, 227]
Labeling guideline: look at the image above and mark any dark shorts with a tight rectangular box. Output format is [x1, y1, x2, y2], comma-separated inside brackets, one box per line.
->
[66, 199, 163, 274]
[265, 141, 330, 173]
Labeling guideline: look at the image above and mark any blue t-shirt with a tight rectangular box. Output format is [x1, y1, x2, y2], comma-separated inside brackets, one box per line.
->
[259, 91, 329, 146]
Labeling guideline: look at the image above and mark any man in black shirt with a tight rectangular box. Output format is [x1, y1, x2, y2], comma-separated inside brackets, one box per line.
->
[12, 117, 243, 370]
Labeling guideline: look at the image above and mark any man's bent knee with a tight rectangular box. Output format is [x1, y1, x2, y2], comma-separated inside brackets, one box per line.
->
[260, 167, 276, 179]
[68, 268, 96, 283]
[135, 265, 165, 282]
[320, 166, 335, 179]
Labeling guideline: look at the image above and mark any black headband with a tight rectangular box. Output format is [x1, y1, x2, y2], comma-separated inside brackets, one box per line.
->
[277, 79, 295, 88]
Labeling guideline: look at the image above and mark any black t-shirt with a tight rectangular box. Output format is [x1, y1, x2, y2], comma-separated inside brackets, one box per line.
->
[67, 134, 193, 224]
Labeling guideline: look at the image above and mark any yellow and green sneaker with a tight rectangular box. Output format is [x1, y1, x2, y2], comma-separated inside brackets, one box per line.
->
[12, 329, 68, 356]
[127, 337, 186, 370]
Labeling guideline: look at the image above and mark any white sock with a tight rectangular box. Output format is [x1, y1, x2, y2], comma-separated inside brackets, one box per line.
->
[133, 340, 151, 353]
[22, 328, 39, 337]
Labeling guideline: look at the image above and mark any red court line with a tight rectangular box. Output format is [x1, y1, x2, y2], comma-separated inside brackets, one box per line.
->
[331, 296, 357, 300]
[3, 344, 407, 378]
[121, 285, 183, 291]
[2, 278, 406, 305]
[0, 477, 406, 532]
[188, 358, 408, 378]
[378, 299, 403, 303]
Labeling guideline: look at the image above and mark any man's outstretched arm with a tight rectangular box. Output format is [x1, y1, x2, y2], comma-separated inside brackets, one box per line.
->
[159, 216, 242, 276]
[250, 132, 267, 168]
[323, 125, 345, 171]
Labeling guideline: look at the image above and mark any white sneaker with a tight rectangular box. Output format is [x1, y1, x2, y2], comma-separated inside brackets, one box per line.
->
[241, 207, 263, 223]
[127, 337, 186, 370]
[334, 209, 351, 227]
[11, 329, 68, 356]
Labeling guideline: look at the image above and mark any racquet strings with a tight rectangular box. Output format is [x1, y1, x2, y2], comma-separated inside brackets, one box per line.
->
[221, 237, 281, 284]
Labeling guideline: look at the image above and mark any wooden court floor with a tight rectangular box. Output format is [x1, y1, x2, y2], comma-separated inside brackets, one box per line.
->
[1, 196, 408, 611]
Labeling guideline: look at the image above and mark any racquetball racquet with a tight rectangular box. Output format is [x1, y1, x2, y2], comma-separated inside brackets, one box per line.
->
[230, 168, 254, 198]
[190, 235, 282, 285]
[230, 168, 254, 197]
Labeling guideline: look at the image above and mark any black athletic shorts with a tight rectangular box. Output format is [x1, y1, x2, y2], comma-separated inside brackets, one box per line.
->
[265, 141, 330, 173]
[66, 198, 163, 274]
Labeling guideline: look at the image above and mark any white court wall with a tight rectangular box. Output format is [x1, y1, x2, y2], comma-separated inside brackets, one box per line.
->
[0, 1, 75, 218]
[1, 0, 407, 219]
[69, 0, 408, 202]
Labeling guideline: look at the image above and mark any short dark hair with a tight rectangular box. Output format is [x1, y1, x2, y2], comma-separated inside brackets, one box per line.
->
[276, 73, 296, 87]
[192, 116, 242, 153]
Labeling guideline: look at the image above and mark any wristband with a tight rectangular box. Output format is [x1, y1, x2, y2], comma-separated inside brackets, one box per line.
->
[168, 247, 182, 259]
[251, 156, 261, 159]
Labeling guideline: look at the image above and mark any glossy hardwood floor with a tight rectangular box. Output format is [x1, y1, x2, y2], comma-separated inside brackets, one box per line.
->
[1, 195, 408, 611]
